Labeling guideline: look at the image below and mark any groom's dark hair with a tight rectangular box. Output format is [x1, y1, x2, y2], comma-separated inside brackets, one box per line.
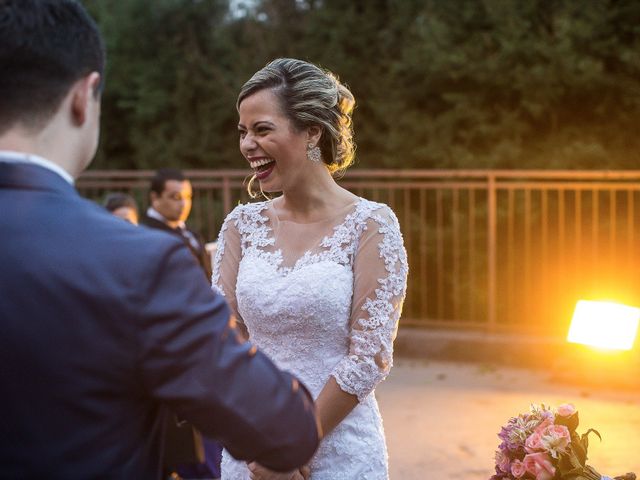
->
[0, 0, 105, 134]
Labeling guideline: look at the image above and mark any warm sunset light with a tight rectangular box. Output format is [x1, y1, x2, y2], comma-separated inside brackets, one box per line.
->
[567, 300, 640, 350]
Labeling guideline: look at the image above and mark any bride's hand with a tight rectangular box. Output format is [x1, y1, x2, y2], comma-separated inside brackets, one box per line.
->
[248, 462, 305, 480]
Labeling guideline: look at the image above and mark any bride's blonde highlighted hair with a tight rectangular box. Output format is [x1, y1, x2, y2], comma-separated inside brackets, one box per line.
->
[237, 58, 356, 197]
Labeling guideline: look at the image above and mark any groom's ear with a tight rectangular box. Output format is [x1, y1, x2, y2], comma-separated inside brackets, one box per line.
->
[70, 72, 101, 126]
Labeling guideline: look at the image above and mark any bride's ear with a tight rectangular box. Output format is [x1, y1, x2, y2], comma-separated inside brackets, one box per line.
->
[307, 125, 322, 146]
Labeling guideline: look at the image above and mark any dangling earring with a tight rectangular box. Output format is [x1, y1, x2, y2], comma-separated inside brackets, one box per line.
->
[307, 143, 322, 162]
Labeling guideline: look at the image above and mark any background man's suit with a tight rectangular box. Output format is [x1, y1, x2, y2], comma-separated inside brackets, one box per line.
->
[0, 161, 318, 479]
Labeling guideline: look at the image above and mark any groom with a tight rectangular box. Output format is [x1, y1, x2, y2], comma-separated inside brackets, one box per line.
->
[0, 1, 319, 478]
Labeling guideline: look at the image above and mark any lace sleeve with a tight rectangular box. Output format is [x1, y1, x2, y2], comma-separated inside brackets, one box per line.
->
[331, 205, 408, 402]
[211, 207, 243, 324]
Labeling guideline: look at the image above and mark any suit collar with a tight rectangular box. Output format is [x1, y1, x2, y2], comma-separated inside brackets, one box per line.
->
[141, 213, 175, 232]
[146, 207, 187, 230]
[0, 150, 74, 185]
[0, 160, 78, 197]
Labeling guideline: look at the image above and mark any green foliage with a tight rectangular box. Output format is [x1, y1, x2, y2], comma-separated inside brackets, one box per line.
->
[83, 0, 640, 171]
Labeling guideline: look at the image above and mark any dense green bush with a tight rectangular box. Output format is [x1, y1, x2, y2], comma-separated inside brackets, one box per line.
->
[84, 0, 640, 171]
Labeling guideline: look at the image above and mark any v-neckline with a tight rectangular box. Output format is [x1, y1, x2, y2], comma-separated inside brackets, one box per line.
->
[251, 197, 365, 275]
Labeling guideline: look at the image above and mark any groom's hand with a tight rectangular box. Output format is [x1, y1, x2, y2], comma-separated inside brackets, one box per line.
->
[248, 461, 306, 480]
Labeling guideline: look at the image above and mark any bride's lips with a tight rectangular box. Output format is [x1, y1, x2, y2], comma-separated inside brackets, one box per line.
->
[255, 163, 275, 180]
[248, 157, 276, 181]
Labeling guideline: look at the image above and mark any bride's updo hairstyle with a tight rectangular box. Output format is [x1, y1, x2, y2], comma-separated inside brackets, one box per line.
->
[237, 58, 356, 176]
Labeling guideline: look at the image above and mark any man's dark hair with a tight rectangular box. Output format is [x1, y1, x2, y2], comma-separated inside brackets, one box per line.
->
[150, 168, 187, 196]
[0, 0, 105, 133]
[103, 192, 139, 214]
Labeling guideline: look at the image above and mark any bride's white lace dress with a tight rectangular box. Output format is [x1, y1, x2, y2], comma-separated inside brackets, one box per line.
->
[212, 197, 408, 480]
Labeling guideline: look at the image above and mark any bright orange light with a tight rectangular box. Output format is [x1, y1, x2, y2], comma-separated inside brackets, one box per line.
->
[567, 300, 639, 350]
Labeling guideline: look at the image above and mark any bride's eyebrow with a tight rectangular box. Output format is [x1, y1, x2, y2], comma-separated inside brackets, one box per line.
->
[237, 120, 276, 130]
[254, 121, 275, 129]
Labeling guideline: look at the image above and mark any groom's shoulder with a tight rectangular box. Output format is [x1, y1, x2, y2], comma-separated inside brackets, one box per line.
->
[75, 197, 187, 264]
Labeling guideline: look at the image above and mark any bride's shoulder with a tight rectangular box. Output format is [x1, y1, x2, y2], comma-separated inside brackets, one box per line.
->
[354, 198, 400, 227]
[226, 200, 269, 219]
[354, 200, 406, 259]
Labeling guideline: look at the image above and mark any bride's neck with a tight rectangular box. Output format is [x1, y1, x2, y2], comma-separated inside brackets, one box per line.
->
[277, 180, 355, 223]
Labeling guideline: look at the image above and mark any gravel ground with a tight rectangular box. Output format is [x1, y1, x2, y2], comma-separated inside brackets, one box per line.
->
[377, 359, 640, 480]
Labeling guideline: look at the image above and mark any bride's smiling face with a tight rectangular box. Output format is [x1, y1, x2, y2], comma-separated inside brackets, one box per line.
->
[238, 88, 315, 193]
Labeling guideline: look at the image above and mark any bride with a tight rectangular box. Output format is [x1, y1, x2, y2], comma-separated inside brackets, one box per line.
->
[211, 58, 408, 479]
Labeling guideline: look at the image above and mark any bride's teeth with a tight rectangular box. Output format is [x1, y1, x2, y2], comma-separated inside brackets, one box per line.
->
[250, 158, 274, 168]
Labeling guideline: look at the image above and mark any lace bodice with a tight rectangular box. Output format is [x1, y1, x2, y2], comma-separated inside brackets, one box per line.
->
[212, 197, 408, 479]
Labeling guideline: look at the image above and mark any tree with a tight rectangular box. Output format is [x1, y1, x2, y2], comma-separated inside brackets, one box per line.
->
[83, 0, 640, 171]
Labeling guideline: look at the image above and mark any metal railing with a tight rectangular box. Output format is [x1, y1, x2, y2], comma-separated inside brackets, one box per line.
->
[78, 169, 640, 335]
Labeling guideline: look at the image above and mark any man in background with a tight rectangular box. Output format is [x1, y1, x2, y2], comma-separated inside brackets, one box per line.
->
[0, 1, 320, 478]
[142, 168, 212, 279]
[141, 169, 221, 478]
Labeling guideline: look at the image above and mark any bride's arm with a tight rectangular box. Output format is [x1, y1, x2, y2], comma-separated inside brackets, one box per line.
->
[320, 206, 408, 437]
[314, 376, 358, 436]
[212, 208, 248, 340]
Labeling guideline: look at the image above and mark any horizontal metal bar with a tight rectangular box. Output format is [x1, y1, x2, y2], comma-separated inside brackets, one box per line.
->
[79, 169, 640, 181]
[339, 181, 489, 189]
[496, 182, 640, 190]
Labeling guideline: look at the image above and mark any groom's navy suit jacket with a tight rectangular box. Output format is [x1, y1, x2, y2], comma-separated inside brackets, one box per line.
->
[140, 213, 212, 280]
[0, 161, 319, 479]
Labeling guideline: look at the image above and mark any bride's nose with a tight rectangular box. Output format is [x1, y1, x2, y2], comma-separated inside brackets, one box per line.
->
[240, 133, 257, 154]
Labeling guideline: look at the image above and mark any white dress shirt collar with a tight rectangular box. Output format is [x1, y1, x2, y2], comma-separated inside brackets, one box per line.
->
[146, 207, 186, 229]
[0, 150, 74, 185]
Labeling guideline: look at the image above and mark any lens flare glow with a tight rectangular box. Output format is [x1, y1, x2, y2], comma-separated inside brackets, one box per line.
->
[567, 300, 639, 350]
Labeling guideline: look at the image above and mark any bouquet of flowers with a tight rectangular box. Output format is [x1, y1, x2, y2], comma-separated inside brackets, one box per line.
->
[491, 403, 636, 480]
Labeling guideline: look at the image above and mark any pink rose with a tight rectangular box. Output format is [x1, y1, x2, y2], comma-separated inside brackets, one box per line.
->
[495, 450, 511, 473]
[556, 403, 577, 417]
[534, 417, 553, 434]
[523, 452, 556, 480]
[540, 425, 571, 457]
[525, 431, 545, 453]
[511, 459, 527, 478]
